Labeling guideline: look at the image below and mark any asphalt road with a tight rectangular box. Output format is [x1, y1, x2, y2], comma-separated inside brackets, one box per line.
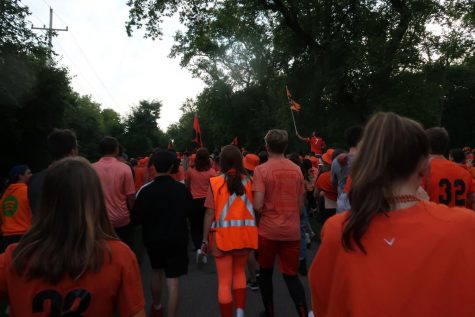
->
[139, 242, 319, 317]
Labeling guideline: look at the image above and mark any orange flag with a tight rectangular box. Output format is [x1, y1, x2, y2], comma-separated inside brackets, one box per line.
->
[192, 115, 203, 148]
[286, 86, 301, 112]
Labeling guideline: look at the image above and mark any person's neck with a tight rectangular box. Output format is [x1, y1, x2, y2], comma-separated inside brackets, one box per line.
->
[103, 154, 117, 158]
[156, 173, 170, 177]
[348, 147, 358, 155]
[389, 181, 420, 210]
[268, 152, 285, 159]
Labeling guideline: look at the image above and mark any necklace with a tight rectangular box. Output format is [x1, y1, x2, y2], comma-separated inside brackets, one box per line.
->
[386, 195, 420, 204]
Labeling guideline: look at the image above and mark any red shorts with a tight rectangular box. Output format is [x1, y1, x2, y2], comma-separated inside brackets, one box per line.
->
[257, 235, 300, 275]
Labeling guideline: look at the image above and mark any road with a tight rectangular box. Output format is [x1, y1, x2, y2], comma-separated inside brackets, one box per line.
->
[139, 242, 319, 317]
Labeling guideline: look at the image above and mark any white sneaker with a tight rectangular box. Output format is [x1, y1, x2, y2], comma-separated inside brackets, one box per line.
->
[196, 249, 207, 264]
[236, 308, 245, 317]
[196, 249, 202, 264]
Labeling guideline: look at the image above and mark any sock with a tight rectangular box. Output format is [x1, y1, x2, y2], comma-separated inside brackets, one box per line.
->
[234, 288, 246, 310]
[219, 302, 233, 317]
[282, 274, 308, 317]
[236, 308, 245, 317]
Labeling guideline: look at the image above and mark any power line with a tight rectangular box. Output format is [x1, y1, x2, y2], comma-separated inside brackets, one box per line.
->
[66, 30, 118, 106]
[54, 38, 102, 98]
[27, 1, 118, 107]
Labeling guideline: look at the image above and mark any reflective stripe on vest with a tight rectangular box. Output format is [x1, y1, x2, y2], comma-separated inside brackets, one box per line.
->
[211, 176, 255, 229]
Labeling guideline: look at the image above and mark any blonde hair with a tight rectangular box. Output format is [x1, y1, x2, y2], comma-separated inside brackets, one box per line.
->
[265, 129, 288, 154]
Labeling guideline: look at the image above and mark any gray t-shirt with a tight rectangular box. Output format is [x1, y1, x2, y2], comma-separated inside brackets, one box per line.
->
[331, 153, 354, 212]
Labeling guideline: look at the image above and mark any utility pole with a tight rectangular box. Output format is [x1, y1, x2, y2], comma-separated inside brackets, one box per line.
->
[32, 7, 68, 61]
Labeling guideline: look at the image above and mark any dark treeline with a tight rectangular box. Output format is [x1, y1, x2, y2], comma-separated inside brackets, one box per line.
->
[130, 0, 475, 152]
[2, 0, 475, 175]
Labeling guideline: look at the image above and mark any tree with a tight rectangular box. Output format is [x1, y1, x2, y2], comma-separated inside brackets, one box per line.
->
[127, 0, 475, 150]
[122, 100, 167, 156]
[166, 99, 197, 152]
[0, 1, 102, 174]
[101, 108, 125, 137]
[63, 94, 105, 161]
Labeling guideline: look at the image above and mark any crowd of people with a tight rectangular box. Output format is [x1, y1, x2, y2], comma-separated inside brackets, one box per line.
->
[0, 111, 474, 317]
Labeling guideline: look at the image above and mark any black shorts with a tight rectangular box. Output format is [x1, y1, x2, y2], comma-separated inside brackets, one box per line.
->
[146, 243, 188, 278]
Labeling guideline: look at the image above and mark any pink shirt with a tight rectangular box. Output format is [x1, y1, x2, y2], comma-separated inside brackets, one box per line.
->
[93, 157, 135, 228]
[186, 167, 216, 199]
[252, 157, 304, 241]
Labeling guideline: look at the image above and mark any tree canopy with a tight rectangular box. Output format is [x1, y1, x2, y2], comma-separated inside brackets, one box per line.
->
[127, 0, 475, 151]
[0, 1, 169, 176]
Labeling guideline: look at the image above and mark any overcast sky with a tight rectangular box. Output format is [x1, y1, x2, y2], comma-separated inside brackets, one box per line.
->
[21, 0, 204, 131]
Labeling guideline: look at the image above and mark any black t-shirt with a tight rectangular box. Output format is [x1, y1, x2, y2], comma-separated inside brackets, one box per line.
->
[134, 175, 192, 246]
[27, 169, 47, 217]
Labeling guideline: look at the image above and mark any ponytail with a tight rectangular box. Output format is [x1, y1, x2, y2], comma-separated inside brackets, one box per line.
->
[219, 145, 248, 196]
[342, 113, 429, 253]
[225, 169, 245, 196]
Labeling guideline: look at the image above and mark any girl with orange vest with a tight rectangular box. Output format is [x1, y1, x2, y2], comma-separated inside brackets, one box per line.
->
[202, 145, 258, 317]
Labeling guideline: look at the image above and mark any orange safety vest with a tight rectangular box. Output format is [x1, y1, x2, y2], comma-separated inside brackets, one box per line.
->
[209, 175, 258, 252]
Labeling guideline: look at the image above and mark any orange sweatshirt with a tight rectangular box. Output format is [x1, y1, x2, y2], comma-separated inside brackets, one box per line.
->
[309, 200, 475, 317]
[0, 183, 32, 236]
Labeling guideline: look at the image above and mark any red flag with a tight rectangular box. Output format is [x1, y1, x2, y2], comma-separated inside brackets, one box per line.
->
[286, 86, 301, 112]
[231, 136, 239, 146]
[192, 115, 203, 148]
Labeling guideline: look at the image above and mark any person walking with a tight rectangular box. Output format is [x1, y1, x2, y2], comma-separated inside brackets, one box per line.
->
[252, 129, 310, 317]
[93, 137, 136, 247]
[134, 150, 192, 317]
[28, 129, 78, 216]
[0, 157, 145, 316]
[309, 112, 475, 316]
[0, 165, 32, 252]
[202, 145, 258, 317]
[331, 126, 363, 212]
[423, 127, 475, 209]
[185, 148, 216, 264]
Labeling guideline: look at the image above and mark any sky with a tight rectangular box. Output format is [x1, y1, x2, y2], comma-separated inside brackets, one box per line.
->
[21, 0, 205, 131]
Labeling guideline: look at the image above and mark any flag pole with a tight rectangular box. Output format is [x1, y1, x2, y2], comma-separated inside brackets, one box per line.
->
[289, 107, 299, 136]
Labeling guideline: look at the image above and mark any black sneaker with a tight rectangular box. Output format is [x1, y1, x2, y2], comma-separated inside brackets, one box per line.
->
[247, 280, 259, 291]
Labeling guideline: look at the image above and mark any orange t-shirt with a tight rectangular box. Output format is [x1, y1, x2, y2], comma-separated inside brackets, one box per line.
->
[0, 240, 144, 317]
[305, 136, 326, 155]
[315, 171, 337, 201]
[252, 157, 304, 241]
[186, 167, 216, 199]
[423, 158, 474, 207]
[309, 201, 475, 317]
[0, 183, 32, 236]
[133, 166, 146, 191]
